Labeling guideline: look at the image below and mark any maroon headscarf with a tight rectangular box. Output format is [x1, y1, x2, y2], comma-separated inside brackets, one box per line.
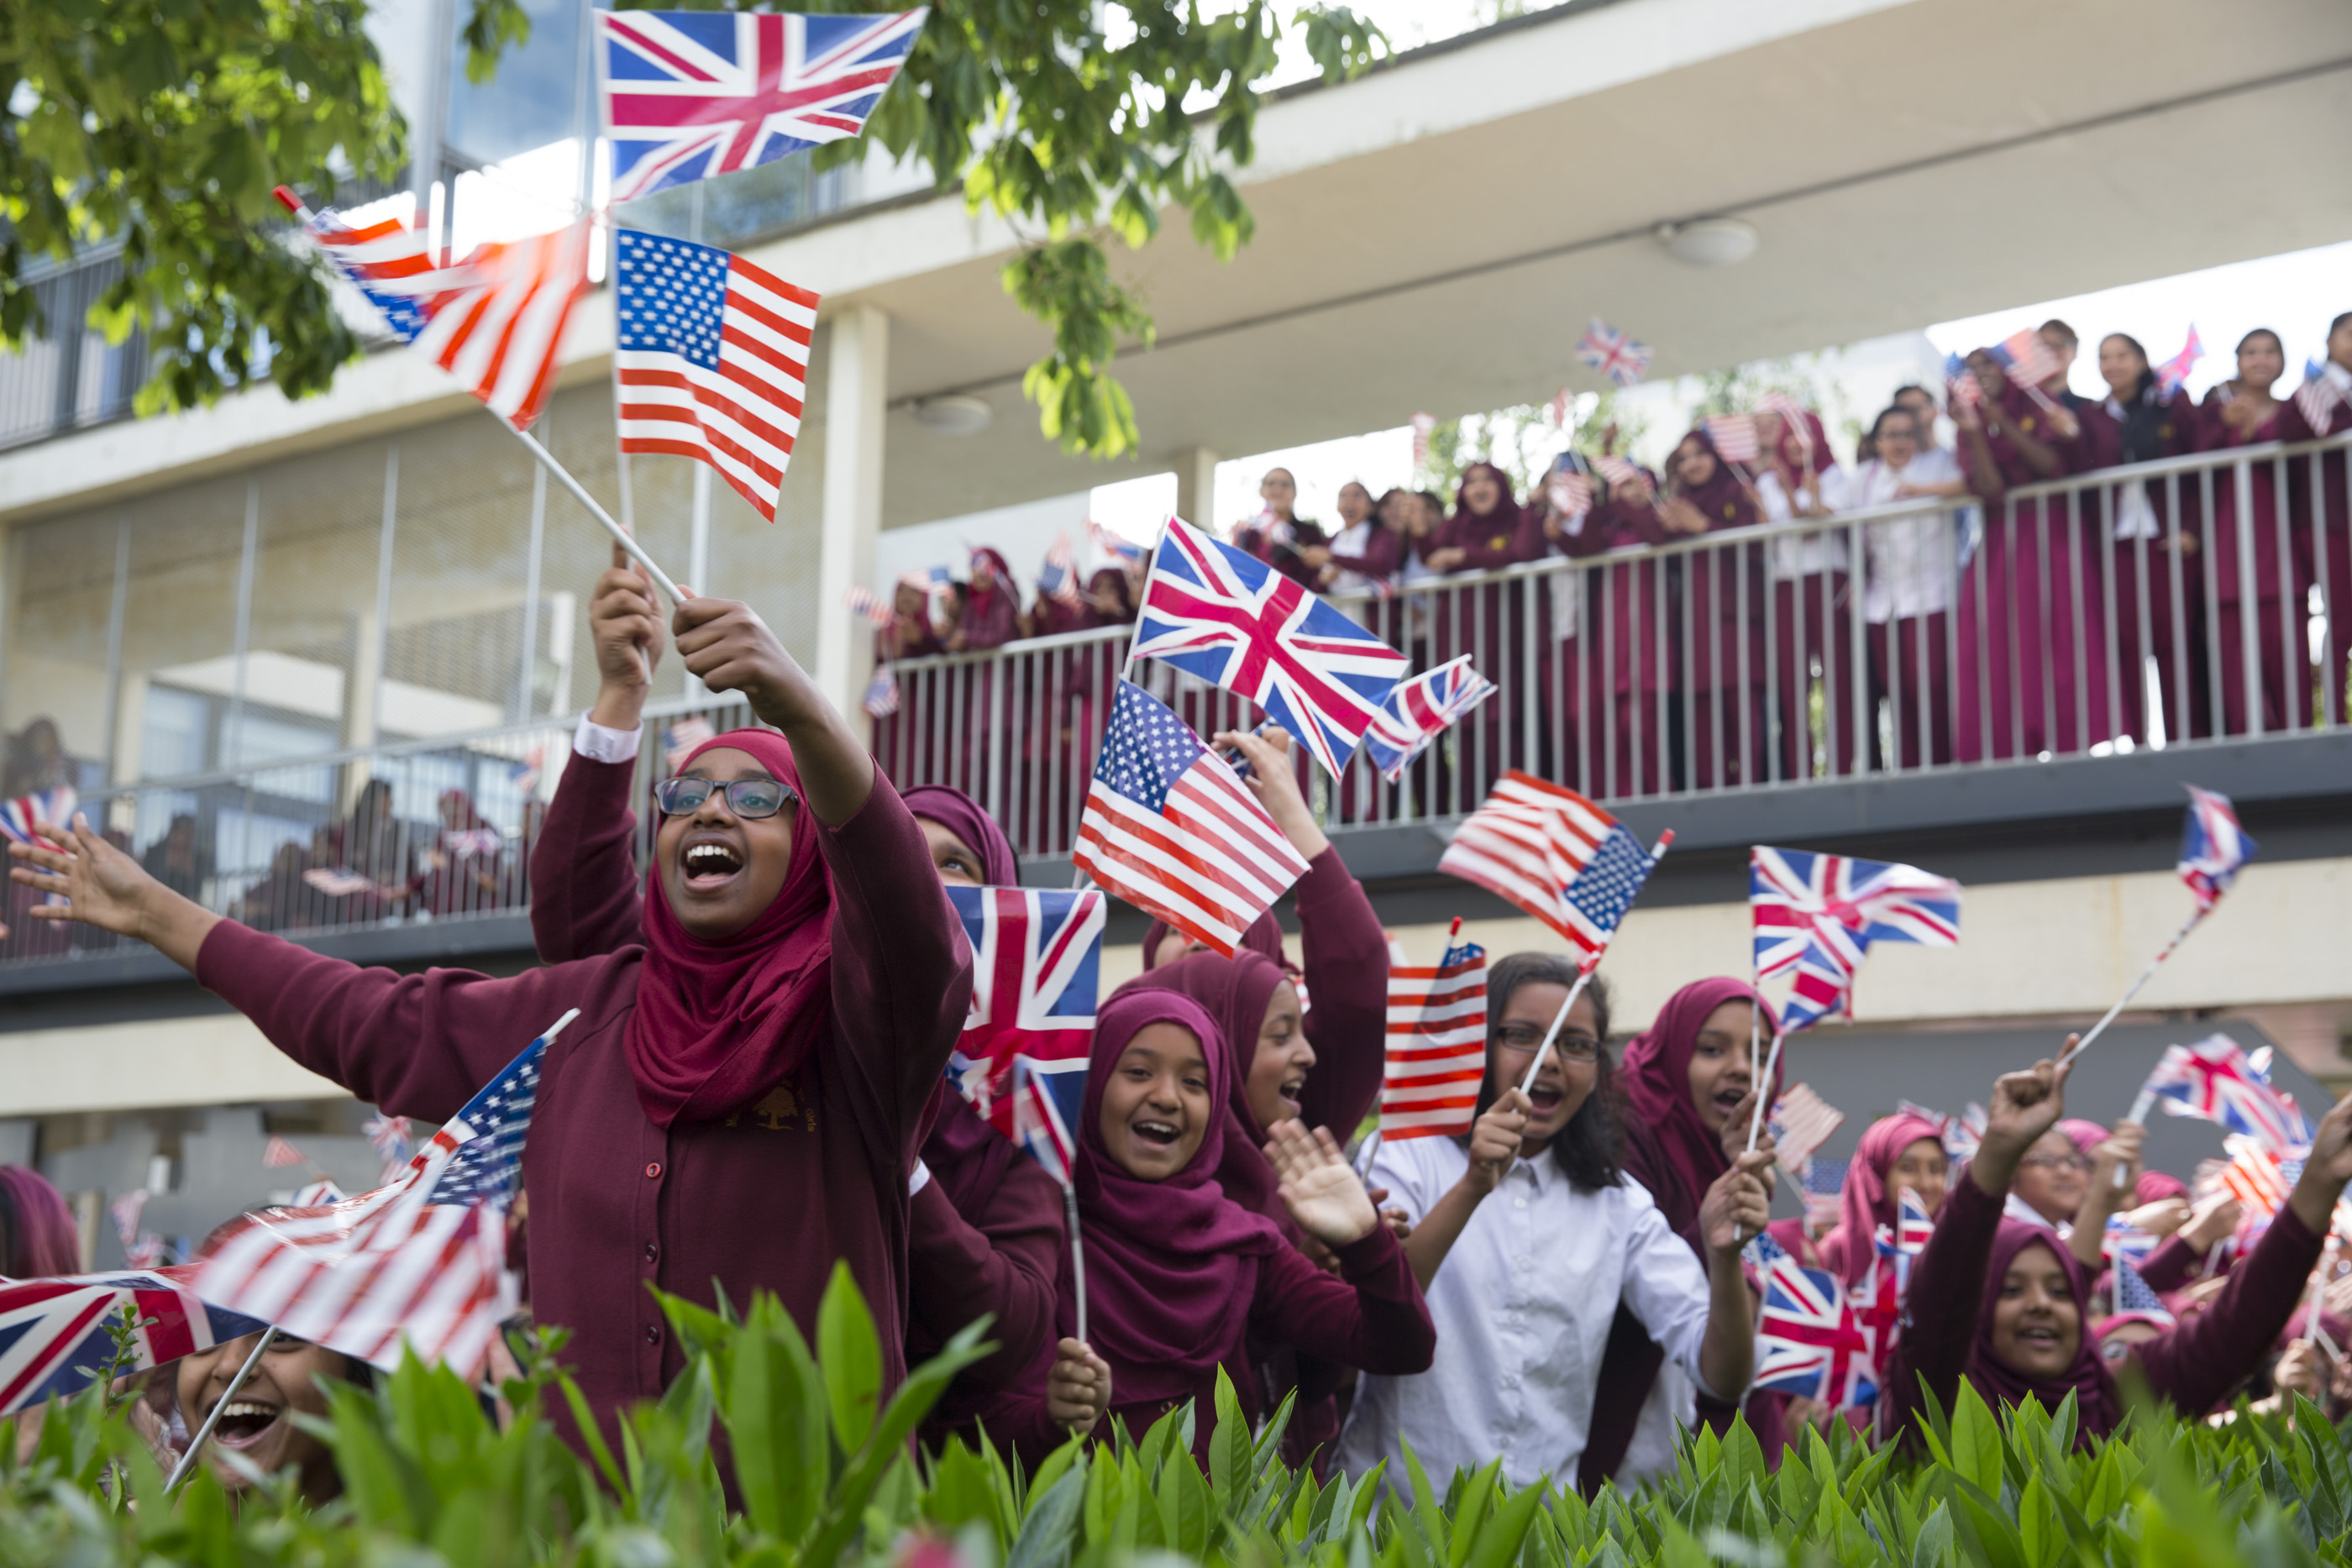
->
[1968, 1224, 2118, 1435]
[1070, 989, 1288, 1402]
[1671, 430, 1760, 532]
[1617, 978, 1780, 1232]
[623, 728, 835, 1127]
[0, 1166, 78, 1275]
[1140, 914, 1292, 975]
[900, 784, 1018, 887]
[1817, 1113, 1947, 1288]
[1447, 462, 1520, 529]
[2136, 1171, 2190, 1205]
[1116, 951, 1294, 1224]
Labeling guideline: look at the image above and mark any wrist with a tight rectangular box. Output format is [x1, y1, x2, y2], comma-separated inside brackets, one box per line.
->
[590, 679, 648, 732]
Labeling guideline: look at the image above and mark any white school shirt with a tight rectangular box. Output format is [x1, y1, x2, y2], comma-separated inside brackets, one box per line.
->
[1827, 449, 1964, 622]
[1333, 1135, 1725, 1496]
[1759, 469, 1849, 579]
[2098, 395, 2165, 541]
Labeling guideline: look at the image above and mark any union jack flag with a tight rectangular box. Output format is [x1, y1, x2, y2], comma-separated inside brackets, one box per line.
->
[2155, 327, 2202, 398]
[1873, 1185, 1934, 1293]
[1991, 327, 2062, 390]
[1037, 534, 1081, 607]
[945, 887, 1103, 1184]
[1899, 1098, 1985, 1163]
[1751, 847, 1962, 1033]
[2177, 784, 2257, 911]
[1702, 414, 1761, 464]
[1130, 517, 1410, 776]
[276, 190, 590, 432]
[1576, 317, 1651, 387]
[364, 1113, 414, 1183]
[1380, 927, 1488, 1140]
[1744, 1233, 1877, 1408]
[0, 785, 74, 847]
[2142, 1033, 2305, 1154]
[597, 9, 927, 204]
[0, 1271, 270, 1414]
[1439, 774, 1664, 958]
[1767, 1082, 1843, 1177]
[1087, 520, 1145, 565]
[192, 1018, 564, 1380]
[1362, 655, 1496, 782]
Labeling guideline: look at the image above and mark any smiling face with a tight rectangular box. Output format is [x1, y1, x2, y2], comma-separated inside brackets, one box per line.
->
[1098, 1022, 1213, 1179]
[1685, 999, 1756, 1134]
[1243, 979, 1312, 1129]
[1991, 1239, 2082, 1378]
[654, 747, 797, 941]
[917, 818, 985, 886]
[1893, 388, 1939, 438]
[2237, 330, 2285, 393]
[176, 1332, 354, 1502]
[1462, 467, 1502, 514]
[2098, 335, 2148, 399]
[1260, 468, 1298, 519]
[1969, 351, 2008, 403]
[1336, 482, 1373, 527]
[1876, 410, 1920, 467]
[1891, 1136, 1950, 1217]
[2013, 1128, 2090, 1223]
[1672, 435, 1718, 489]
[1488, 981, 1600, 1157]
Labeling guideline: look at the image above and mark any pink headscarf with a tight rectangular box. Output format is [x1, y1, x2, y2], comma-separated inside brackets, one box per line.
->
[623, 728, 835, 1127]
[0, 1167, 78, 1275]
[2056, 1119, 2109, 1158]
[1817, 1114, 1946, 1288]
[2136, 1171, 2190, 1205]
[1617, 978, 1781, 1235]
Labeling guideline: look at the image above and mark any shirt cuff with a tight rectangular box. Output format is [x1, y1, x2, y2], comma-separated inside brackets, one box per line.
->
[573, 713, 642, 764]
[909, 1158, 932, 1197]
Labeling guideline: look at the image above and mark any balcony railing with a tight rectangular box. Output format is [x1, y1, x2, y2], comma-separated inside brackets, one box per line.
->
[5, 430, 2346, 978]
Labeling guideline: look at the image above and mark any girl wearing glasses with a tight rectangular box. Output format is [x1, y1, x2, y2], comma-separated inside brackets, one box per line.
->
[1334, 955, 1772, 1497]
[8, 549, 974, 1464]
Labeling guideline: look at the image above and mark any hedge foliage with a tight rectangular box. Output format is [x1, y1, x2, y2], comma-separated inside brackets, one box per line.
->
[5, 1266, 2351, 1568]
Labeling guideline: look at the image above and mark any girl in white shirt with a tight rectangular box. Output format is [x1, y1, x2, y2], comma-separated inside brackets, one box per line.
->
[1336, 953, 1772, 1497]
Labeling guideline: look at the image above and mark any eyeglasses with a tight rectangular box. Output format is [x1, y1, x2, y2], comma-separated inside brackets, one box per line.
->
[653, 776, 798, 820]
[1491, 1025, 1601, 1062]
[2019, 1152, 2092, 1172]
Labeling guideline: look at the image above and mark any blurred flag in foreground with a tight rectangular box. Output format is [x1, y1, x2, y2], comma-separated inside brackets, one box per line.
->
[1380, 926, 1488, 1140]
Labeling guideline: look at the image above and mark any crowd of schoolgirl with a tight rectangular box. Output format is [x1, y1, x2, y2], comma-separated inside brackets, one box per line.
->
[10, 460, 2352, 1507]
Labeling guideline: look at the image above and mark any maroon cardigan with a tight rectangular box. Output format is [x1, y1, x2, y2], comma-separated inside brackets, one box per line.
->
[528, 753, 1062, 1392]
[197, 764, 969, 1447]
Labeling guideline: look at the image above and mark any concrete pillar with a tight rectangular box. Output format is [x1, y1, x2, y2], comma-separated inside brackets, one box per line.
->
[1173, 445, 1220, 529]
[815, 305, 890, 725]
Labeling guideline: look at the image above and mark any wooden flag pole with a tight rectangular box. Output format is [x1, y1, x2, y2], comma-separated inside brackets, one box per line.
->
[2055, 905, 2207, 1071]
[1518, 831, 1675, 1099]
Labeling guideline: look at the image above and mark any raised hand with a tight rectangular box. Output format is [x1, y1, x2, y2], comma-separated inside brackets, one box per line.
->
[1211, 727, 1327, 858]
[2288, 1090, 2352, 1234]
[1462, 1090, 1528, 1196]
[591, 545, 664, 689]
[2180, 1193, 2244, 1251]
[1044, 1338, 1111, 1436]
[8, 815, 220, 968]
[1265, 1120, 1378, 1247]
[1699, 1150, 1775, 1256]
[1720, 1086, 1773, 1164]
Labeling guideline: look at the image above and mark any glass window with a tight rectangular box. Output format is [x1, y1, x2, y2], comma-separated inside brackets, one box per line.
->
[118, 473, 251, 785]
[2, 509, 118, 792]
[445, 0, 584, 167]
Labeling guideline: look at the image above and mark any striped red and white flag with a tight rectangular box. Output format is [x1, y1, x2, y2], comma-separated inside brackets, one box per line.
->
[1768, 1083, 1844, 1177]
[262, 1136, 307, 1169]
[614, 228, 822, 523]
[1438, 772, 1625, 955]
[1754, 391, 1815, 455]
[2218, 1133, 2294, 1223]
[1380, 926, 1488, 1140]
[2295, 372, 2345, 435]
[1703, 414, 1761, 464]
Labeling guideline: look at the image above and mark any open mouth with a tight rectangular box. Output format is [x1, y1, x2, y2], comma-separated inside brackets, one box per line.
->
[1711, 1085, 1749, 1119]
[1278, 1076, 1306, 1114]
[681, 836, 745, 889]
[209, 1399, 282, 1450]
[1131, 1118, 1181, 1149]
[1528, 1083, 1564, 1115]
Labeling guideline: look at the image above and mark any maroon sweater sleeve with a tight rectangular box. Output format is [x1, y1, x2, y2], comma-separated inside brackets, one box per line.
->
[194, 920, 619, 1123]
[1330, 527, 1404, 581]
[1291, 847, 1388, 1140]
[1250, 1226, 1435, 1376]
[2133, 1204, 2325, 1415]
[1882, 1172, 2004, 1444]
[530, 751, 645, 962]
[2134, 1232, 2203, 1294]
[906, 1163, 1062, 1388]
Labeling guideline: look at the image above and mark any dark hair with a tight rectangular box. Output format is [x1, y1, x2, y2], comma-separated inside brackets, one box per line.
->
[2103, 332, 2148, 365]
[2239, 327, 2284, 356]
[2331, 312, 2352, 338]
[2039, 318, 2078, 348]
[1871, 405, 1922, 440]
[1891, 383, 1939, 409]
[1463, 952, 1620, 1191]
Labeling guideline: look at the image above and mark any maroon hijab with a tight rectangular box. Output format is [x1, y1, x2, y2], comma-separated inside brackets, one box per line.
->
[623, 728, 834, 1127]
[1818, 1113, 1946, 1288]
[1116, 951, 1294, 1223]
[1970, 1224, 2118, 1434]
[1072, 989, 1288, 1402]
[0, 1166, 79, 1275]
[1140, 913, 1293, 974]
[900, 784, 1018, 887]
[1672, 431, 1760, 531]
[1617, 978, 1780, 1233]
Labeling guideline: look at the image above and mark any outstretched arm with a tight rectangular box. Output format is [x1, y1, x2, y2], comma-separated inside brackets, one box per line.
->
[9, 817, 219, 968]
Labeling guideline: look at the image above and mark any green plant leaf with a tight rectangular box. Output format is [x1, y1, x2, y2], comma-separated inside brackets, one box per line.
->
[816, 1260, 884, 1454]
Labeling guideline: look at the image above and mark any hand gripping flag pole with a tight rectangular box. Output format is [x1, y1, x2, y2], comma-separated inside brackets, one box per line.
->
[1517, 831, 1675, 1097]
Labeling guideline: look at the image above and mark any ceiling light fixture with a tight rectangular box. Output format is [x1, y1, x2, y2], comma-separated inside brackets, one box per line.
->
[910, 394, 994, 435]
[1657, 218, 1760, 269]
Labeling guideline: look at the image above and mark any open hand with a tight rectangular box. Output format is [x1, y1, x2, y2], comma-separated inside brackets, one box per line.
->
[2181, 1193, 2244, 1251]
[1265, 1120, 1377, 1247]
[1719, 1086, 1772, 1164]
[9, 815, 159, 941]
[1700, 1150, 1774, 1256]
[1045, 1338, 1111, 1435]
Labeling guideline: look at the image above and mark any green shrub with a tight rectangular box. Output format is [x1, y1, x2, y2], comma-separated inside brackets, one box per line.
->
[5, 1264, 2349, 1568]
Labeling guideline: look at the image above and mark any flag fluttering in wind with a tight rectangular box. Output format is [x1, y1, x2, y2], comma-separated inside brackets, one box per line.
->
[1440, 774, 1667, 960]
[262, 1136, 307, 1170]
[1992, 326, 2062, 390]
[1072, 680, 1310, 957]
[2215, 1134, 2295, 1227]
[2295, 366, 2345, 434]
[0, 1272, 271, 1414]
[1751, 847, 1962, 1032]
[1410, 412, 1436, 468]
[862, 666, 900, 718]
[193, 1018, 568, 1379]
[597, 9, 927, 203]
[1037, 534, 1081, 607]
[1767, 1083, 1843, 1177]
[1756, 391, 1816, 455]
[944, 887, 1103, 1185]
[1087, 520, 1144, 565]
[613, 229, 820, 524]
[2139, 1033, 2306, 1155]
[1899, 1098, 1985, 1164]
[1745, 1232, 1878, 1409]
[1577, 317, 1652, 387]
[845, 585, 895, 625]
[1380, 924, 1488, 1141]
[2178, 785, 2257, 911]
[1130, 517, 1410, 776]
[2155, 327, 2203, 397]
[1362, 656, 1496, 783]
[1701, 415, 1761, 464]
[0, 785, 74, 847]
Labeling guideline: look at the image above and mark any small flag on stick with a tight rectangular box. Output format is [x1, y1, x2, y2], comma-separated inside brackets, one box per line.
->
[1768, 1083, 1843, 1177]
[1577, 317, 1652, 387]
[1362, 656, 1496, 783]
[1379, 920, 1489, 1141]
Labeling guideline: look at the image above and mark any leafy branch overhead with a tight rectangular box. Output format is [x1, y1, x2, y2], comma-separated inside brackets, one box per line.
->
[1, 0, 407, 412]
[472, 0, 1389, 459]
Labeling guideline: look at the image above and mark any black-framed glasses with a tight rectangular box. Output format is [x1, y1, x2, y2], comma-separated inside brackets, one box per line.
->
[1491, 1024, 1601, 1062]
[653, 776, 797, 820]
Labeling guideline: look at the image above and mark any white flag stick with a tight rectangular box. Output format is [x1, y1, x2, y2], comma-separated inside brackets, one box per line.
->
[1517, 831, 1674, 1098]
[165, 1326, 280, 1492]
[2055, 906, 2206, 1071]
[1063, 1182, 1088, 1345]
[1746, 1029, 1788, 1155]
[2113, 1085, 2160, 1191]
[507, 424, 687, 606]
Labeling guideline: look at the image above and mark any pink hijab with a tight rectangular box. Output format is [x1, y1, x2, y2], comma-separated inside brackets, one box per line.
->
[0, 1167, 78, 1275]
[1817, 1113, 1946, 1288]
[624, 728, 835, 1127]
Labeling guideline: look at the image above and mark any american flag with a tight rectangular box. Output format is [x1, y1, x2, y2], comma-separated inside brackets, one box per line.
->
[1362, 655, 1497, 783]
[2177, 784, 2257, 911]
[2142, 1033, 2305, 1154]
[1767, 1083, 1844, 1176]
[1087, 521, 1145, 565]
[262, 1136, 307, 1169]
[1702, 414, 1761, 464]
[1992, 327, 2062, 390]
[192, 1019, 564, 1379]
[1410, 412, 1436, 468]
[1756, 391, 1816, 456]
[1547, 387, 1572, 428]
[1744, 1232, 1877, 1408]
[1898, 1098, 1985, 1163]
[1946, 353, 1983, 411]
[2103, 1212, 2160, 1266]
[1576, 317, 1651, 387]
[1546, 469, 1595, 517]
[0, 785, 73, 847]
[862, 665, 900, 718]
[945, 886, 1103, 1184]
[1072, 680, 1310, 957]
[1593, 454, 1645, 490]
[845, 585, 895, 625]
[1802, 1156, 1848, 1234]
[614, 228, 819, 524]
[664, 717, 717, 771]
[1380, 928, 1488, 1140]
[597, 9, 927, 203]
[2295, 368, 2345, 434]
[2218, 1133, 2295, 1225]
[0, 1271, 271, 1414]
[1130, 517, 1410, 777]
[2155, 327, 2202, 398]
[1439, 773, 1663, 959]
[2111, 1254, 2175, 1324]
[279, 191, 591, 432]
[1751, 847, 1962, 1033]
[1037, 534, 1081, 608]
